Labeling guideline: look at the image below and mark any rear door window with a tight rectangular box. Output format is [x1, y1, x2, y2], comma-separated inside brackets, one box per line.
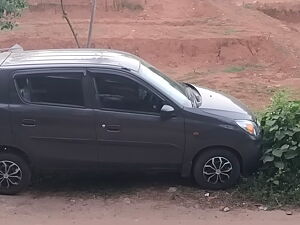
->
[15, 73, 84, 107]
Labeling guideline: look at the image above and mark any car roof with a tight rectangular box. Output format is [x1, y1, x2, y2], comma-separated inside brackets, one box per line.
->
[0, 49, 141, 71]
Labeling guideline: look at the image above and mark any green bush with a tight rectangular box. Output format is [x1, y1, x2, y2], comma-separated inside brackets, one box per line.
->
[261, 91, 300, 182]
[238, 91, 300, 206]
[0, 0, 27, 30]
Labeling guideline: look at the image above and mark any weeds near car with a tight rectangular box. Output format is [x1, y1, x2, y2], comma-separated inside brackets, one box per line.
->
[238, 91, 300, 207]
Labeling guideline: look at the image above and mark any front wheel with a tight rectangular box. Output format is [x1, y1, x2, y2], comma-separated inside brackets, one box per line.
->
[193, 148, 240, 190]
[0, 153, 31, 195]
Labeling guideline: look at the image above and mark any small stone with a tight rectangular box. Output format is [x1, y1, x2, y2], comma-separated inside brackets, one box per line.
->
[70, 199, 76, 203]
[167, 187, 177, 193]
[286, 211, 293, 215]
[223, 207, 230, 212]
[258, 206, 268, 211]
[204, 193, 210, 197]
[123, 197, 131, 204]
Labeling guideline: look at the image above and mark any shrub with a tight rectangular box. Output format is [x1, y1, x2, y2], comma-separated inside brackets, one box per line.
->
[238, 91, 300, 206]
[261, 91, 300, 183]
[0, 0, 27, 30]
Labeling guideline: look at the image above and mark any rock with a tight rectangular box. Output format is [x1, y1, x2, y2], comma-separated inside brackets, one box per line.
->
[220, 206, 230, 212]
[167, 187, 177, 193]
[258, 206, 268, 211]
[123, 197, 131, 204]
[223, 207, 230, 212]
[204, 193, 210, 197]
[286, 211, 293, 215]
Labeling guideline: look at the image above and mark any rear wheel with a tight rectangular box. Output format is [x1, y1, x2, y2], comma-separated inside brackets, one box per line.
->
[0, 153, 31, 195]
[193, 148, 240, 190]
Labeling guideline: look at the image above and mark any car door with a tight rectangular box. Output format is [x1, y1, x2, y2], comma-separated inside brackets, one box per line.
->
[88, 68, 185, 170]
[9, 69, 98, 169]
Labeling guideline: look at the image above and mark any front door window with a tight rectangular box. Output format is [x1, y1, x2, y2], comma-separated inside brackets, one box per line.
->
[94, 73, 163, 114]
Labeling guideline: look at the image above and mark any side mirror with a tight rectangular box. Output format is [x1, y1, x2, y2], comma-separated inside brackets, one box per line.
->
[160, 105, 175, 119]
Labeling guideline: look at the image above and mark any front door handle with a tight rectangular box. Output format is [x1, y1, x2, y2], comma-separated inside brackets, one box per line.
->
[22, 119, 36, 127]
[102, 124, 121, 132]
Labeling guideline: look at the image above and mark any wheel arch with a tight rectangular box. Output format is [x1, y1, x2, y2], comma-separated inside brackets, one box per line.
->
[181, 145, 244, 177]
[192, 145, 243, 169]
[0, 145, 32, 167]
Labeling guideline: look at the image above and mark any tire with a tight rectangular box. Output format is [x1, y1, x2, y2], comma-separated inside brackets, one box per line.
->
[193, 148, 240, 190]
[0, 153, 31, 195]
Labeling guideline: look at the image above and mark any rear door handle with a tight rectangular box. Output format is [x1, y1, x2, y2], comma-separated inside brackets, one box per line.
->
[22, 119, 36, 127]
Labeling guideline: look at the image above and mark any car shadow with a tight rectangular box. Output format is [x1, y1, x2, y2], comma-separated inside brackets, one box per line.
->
[24, 172, 245, 209]
[28, 171, 197, 198]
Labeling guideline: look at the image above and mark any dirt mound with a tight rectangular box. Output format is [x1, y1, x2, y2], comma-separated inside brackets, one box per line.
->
[247, 2, 300, 23]
[0, 27, 282, 69]
[3, 0, 287, 68]
[26, 0, 221, 20]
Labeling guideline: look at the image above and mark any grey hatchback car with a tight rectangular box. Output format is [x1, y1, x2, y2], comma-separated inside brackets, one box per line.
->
[0, 49, 262, 194]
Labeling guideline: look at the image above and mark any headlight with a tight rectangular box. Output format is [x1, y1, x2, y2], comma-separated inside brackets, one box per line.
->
[235, 120, 259, 136]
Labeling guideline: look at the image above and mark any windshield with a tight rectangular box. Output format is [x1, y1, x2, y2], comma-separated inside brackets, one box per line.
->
[139, 61, 194, 107]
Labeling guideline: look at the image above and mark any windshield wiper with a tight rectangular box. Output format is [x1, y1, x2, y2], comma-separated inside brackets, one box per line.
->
[182, 83, 202, 108]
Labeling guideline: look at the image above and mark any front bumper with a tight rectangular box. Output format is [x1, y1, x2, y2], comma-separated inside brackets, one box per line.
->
[240, 134, 262, 176]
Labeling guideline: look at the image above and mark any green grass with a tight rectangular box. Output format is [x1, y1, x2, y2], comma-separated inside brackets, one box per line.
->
[223, 64, 264, 73]
[235, 175, 300, 208]
[223, 65, 247, 73]
[224, 29, 238, 35]
[243, 3, 253, 9]
[121, 0, 144, 11]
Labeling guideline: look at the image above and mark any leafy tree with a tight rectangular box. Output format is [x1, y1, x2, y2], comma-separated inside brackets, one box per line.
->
[0, 0, 27, 30]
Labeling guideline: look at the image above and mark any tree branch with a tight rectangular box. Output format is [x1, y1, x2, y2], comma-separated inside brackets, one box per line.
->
[60, 0, 81, 48]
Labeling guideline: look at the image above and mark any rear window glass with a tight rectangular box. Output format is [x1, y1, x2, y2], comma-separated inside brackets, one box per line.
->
[15, 73, 84, 107]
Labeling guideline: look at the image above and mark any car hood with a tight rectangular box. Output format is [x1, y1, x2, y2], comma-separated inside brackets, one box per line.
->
[191, 85, 256, 121]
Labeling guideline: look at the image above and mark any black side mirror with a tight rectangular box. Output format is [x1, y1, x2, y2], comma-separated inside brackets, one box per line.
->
[160, 105, 175, 119]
